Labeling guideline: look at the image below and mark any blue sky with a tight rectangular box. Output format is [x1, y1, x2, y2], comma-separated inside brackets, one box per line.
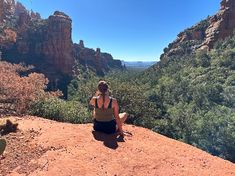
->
[18, 0, 221, 61]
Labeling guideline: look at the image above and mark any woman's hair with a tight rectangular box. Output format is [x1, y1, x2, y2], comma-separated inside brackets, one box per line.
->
[97, 80, 109, 111]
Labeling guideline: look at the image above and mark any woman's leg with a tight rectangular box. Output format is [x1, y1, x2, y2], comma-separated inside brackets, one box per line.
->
[119, 112, 128, 124]
[116, 112, 128, 131]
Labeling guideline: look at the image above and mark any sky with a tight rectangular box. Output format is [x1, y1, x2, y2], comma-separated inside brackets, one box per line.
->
[18, 0, 221, 61]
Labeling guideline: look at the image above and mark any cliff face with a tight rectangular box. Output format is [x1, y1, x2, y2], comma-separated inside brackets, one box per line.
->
[201, 0, 235, 49]
[0, 0, 15, 23]
[0, 0, 4, 23]
[43, 11, 74, 74]
[74, 40, 123, 75]
[0, 0, 123, 94]
[0, 0, 75, 76]
[159, 0, 235, 65]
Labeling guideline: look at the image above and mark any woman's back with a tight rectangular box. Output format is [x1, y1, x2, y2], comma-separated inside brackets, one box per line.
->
[94, 96, 114, 122]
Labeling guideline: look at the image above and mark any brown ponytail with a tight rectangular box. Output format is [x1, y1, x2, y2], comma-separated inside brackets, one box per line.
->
[97, 80, 108, 111]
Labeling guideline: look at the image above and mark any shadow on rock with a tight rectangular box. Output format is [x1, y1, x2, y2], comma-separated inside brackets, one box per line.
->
[92, 131, 125, 149]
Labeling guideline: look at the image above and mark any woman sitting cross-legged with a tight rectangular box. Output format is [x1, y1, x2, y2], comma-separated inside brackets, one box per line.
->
[89, 80, 127, 136]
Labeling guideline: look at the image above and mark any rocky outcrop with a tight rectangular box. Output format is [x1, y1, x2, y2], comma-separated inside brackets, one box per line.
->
[14, 1, 27, 16]
[11, 10, 75, 95]
[159, 19, 210, 65]
[30, 11, 41, 20]
[10, 10, 75, 75]
[15, 2, 31, 30]
[201, 0, 235, 49]
[0, 0, 123, 74]
[74, 40, 123, 75]
[42, 11, 74, 74]
[159, 0, 235, 65]
[0, 0, 123, 94]
[0, 0, 15, 23]
[0, 0, 76, 95]
[0, 0, 4, 23]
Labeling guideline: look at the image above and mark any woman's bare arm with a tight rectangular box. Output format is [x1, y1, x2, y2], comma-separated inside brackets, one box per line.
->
[89, 97, 96, 106]
[89, 90, 101, 106]
[89, 96, 97, 120]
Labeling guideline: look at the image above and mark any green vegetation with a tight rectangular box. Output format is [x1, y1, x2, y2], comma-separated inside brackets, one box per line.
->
[30, 97, 91, 124]
[138, 33, 235, 162]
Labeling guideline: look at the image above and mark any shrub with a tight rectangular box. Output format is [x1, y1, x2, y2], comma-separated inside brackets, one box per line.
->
[219, 50, 235, 69]
[29, 97, 92, 124]
[194, 107, 235, 161]
[0, 62, 50, 114]
[196, 51, 211, 67]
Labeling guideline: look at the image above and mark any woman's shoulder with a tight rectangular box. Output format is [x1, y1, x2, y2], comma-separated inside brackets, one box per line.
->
[109, 97, 118, 105]
[109, 96, 116, 101]
[92, 96, 99, 99]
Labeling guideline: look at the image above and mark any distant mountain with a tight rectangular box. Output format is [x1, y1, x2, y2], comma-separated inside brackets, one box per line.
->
[122, 61, 156, 70]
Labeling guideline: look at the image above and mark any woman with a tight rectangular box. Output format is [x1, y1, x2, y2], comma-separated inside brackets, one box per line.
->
[89, 80, 127, 135]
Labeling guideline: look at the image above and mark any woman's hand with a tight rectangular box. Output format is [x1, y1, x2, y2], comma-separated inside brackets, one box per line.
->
[118, 128, 124, 136]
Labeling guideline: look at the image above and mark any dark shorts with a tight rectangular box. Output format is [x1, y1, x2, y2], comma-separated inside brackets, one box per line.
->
[93, 119, 117, 134]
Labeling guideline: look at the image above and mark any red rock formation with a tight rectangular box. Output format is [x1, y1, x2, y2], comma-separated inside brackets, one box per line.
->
[0, 0, 4, 23]
[74, 42, 123, 75]
[14, 2, 31, 31]
[201, 0, 235, 49]
[42, 11, 74, 74]
[14, 1, 27, 16]
[0, 0, 15, 23]
[159, 0, 235, 65]
[18, 12, 31, 28]
[30, 11, 41, 20]
[79, 40, 84, 48]
[0, 1, 123, 94]
[0, 0, 123, 76]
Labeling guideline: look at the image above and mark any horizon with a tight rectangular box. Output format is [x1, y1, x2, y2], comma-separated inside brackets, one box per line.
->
[18, 0, 221, 62]
[122, 60, 156, 63]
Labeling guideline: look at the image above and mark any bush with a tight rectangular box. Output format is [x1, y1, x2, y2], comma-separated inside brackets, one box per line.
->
[196, 51, 211, 67]
[194, 106, 235, 161]
[219, 50, 235, 69]
[0, 61, 55, 115]
[29, 97, 92, 124]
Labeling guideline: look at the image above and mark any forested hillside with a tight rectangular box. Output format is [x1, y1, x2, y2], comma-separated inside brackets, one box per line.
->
[139, 32, 235, 162]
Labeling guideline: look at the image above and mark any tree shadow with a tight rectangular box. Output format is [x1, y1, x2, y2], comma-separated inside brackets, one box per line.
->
[92, 131, 125, 150]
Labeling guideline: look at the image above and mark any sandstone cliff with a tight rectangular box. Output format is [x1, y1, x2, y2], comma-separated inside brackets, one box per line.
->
[0, 0, 123, 94]
[201, 0, 235, 49]
[159, 0, 235, 65]
[74, 40, 123, 75]
[0, 0, 15, 23]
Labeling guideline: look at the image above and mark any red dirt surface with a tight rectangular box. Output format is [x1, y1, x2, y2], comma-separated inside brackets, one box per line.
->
[0, 116, 235, 176]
